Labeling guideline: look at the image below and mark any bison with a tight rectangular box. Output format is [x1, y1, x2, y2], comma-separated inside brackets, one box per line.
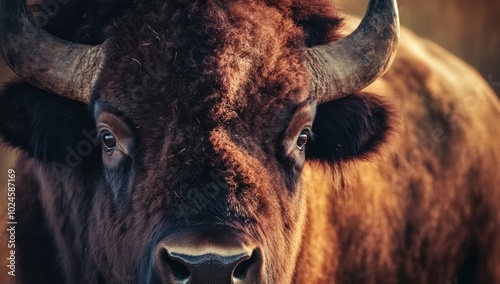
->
[1, 0, 500, 283]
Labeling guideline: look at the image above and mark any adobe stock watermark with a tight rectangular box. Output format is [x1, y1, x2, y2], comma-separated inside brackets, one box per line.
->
[129, 62, 169, 106]
[32, 0, 73, 27]
[391, 73, 497, 183]
[6, 169, 17, 277]
[48, 127, 99, 175]
[178, 171, 229, 223]
[2, 0, 72, 62]
[111, 267, 135, 283]
[443, 277, 459, 284]
[488, 74, 500, 88]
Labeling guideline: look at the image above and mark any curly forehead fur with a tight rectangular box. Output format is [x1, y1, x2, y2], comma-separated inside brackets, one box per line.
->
[95, 0, 343, 191]
[97, 0, 343, 113]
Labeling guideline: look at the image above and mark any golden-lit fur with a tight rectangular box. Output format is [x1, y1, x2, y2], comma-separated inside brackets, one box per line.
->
[297, 26, 500, 283]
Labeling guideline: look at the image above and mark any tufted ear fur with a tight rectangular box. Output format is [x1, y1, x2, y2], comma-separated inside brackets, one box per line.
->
[306, 92, 393, 163]
[0, 83, 97, 166]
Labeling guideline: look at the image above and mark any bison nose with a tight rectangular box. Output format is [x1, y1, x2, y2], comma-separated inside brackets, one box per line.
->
[153, 227, 263, 284]
[157, 247, 260, 283]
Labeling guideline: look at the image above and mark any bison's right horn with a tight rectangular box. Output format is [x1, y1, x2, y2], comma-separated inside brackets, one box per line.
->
[305, 0, 400, 103]
[0, 0, 104, 103]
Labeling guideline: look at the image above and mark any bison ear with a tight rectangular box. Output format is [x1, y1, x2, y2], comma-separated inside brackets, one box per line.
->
[0, 83, 96, 164]
[306, 93, 393, 163]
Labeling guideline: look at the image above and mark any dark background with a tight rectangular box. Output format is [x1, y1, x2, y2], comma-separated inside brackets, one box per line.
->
[1, 0, 499, 281]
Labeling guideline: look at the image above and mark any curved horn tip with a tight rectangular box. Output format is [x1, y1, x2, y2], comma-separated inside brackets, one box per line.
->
[306, 0, 400, 103]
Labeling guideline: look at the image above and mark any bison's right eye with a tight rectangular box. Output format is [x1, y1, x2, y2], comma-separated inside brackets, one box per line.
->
[296, 132, 309, 151]
[102, 132, 118, 155]
[296, 127, 313, 152]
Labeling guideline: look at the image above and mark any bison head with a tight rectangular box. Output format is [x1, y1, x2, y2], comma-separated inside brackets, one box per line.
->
[0, 0, 398, 282]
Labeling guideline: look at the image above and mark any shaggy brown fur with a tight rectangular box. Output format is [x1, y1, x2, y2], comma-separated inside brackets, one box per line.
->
[0, 0, 499, 283]
[296, 26, 500, 283]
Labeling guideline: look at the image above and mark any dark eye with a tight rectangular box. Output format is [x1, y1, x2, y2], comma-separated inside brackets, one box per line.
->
[102, 132, 117, 154]
[296, 131, 309, 151]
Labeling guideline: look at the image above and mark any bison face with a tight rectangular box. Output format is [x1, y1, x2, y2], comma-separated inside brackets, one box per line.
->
[0, 0, 398, 283]
[87, 4, 317, 282]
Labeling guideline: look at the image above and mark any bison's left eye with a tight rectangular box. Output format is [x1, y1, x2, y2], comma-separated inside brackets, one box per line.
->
[102, 132, 118, 155]
[296, 130, 310, 151]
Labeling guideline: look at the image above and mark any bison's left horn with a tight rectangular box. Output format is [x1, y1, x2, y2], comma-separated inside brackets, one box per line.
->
[305, 0, 400, 103]
[0, 0, 104, 103]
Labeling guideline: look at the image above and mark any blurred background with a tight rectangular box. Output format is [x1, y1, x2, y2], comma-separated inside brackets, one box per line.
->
[0, 0, 499, 282]
[339, 0, 500, 81]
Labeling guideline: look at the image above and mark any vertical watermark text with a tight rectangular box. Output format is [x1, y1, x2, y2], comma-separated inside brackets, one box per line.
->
[6, 169, 16, 277]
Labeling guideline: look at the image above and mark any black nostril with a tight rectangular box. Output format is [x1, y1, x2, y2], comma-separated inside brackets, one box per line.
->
[233, 249, 258, 280]
[160, 248, 190, 281]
